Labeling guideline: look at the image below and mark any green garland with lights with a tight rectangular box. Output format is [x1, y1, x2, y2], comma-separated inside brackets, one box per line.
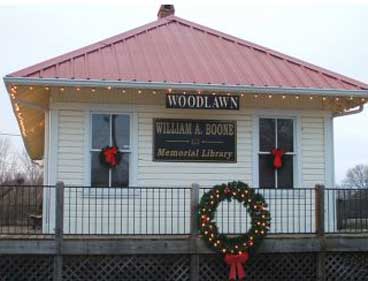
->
[198, 181, 271, 256]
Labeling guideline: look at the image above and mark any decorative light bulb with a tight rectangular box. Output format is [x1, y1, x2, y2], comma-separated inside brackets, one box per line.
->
[282, 95, 286, 99]
[76, 87, 81, 92]
[309, 96, 313, 100]
[138, 90, 142, 94]
[295, 96, 300, 100]
[60, 88, 65, 92]
[241, 93, 244, 97]
[107, 86, 112, 90]
[122, 90, 126, 94]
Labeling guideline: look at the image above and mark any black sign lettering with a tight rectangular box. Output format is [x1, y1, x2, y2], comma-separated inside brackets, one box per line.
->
[166, 94, 239, 110]
[153, 119, 236, 162]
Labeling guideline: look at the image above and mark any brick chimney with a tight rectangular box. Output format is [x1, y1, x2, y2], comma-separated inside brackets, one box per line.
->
[157, 5, 175, 19]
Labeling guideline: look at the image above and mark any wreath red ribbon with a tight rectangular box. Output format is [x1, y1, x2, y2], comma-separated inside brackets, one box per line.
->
[271, 148, 285, 169]
[101, 146, 121, 168]
[224, 252, 249, 280]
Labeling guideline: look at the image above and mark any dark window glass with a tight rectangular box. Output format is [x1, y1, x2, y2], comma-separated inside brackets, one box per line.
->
[112, 115, 130, 149]
[91, 152, 109, 186]
[278, 155, 293, 188]
[111, 153, 130, 187]
[259, 155, 275, 188]
[259, 118, 294, 188]
[277, 119, 293, 152]
[259, 118, 275, 152]
[92, 114, 110, 149]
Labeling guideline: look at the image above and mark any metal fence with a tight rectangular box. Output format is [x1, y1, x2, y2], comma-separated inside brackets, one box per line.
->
[0, 184, 367, 236]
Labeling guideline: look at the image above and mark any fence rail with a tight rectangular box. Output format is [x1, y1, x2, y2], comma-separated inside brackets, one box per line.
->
[0, 183, 367, 236]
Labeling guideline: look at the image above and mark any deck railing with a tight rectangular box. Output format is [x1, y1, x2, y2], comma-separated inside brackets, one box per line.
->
[0, 183, 367, 236]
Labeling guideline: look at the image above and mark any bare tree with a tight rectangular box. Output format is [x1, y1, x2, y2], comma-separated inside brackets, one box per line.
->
[0, 136, 43, 185]
[0, 137, 17, 184]
[18, 149, 43, 185]
[342, 164, 368, 189]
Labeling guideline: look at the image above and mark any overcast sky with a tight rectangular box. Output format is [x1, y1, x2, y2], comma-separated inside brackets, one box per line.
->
[0, 1, 367, 183]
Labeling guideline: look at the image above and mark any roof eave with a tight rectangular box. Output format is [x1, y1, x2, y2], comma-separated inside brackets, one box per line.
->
[4, 76, 368, 98]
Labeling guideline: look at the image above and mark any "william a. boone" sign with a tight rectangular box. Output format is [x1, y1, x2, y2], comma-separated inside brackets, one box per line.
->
[166, 93, 239, 110]
[153, 119, 236, 162]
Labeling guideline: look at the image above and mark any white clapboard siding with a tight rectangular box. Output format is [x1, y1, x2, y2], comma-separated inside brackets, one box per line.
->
[49, 99, 330, 234]
[301, 114, 325, 187]
[56, 110, 86, 185]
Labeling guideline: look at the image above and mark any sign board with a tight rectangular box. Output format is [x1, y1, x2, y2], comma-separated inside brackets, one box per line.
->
[166, 94, 239, 110]
[153, 119, 236, 162]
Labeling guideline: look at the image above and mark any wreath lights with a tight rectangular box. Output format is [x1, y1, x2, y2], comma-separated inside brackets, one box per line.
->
[100, 146, 121, 168]
[198, 181, 271, 280]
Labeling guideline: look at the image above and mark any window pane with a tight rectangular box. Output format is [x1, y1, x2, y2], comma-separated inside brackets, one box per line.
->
[111, 153, 130, 187]
[260, 118, 275, 152]
[278, 155, 293, 188]
[277, 119, 293, 152]
[91, 152, 109, 186]
[92, 114, 110, 149]
[259, 155, 275, 188]
[112, 115, 130, 149]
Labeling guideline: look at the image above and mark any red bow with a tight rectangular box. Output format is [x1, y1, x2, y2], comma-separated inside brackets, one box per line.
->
[271, 148, 285, 169]
[104, 146, 118, 167]
[224, 252, 249, 280]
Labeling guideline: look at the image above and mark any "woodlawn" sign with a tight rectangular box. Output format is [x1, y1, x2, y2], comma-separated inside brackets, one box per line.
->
[153, 119, 236, 162]
[166, 94, 239, 110]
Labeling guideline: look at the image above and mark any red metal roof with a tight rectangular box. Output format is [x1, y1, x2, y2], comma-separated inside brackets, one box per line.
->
[7, 15, 368, 90]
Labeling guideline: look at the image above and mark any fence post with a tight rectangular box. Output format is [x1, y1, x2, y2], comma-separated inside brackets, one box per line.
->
[190, 183, 200, 281]
[315, 184, 326, 281]
[315, 184, 325, 237]
[53, 181, 64, 281]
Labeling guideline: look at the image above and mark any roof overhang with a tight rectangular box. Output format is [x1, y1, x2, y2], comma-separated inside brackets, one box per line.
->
[4, 76, 368, 98]
[4, 76, 368, 160]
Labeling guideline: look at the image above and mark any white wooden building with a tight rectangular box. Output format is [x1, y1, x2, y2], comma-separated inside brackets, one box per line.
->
[4, 5, 368, 235]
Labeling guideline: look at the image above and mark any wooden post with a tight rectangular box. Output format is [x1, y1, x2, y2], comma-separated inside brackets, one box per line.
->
[190, 183, 200, 236]
[53, 182, 64, 281]
[315, 184, 325, 237]
[190, 183, 200, 281]
[317, 252, 326, 281]
[315, 184, 326, 281]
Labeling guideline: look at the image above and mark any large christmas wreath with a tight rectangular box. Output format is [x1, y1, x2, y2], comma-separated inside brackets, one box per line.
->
[99, 146, 121, 168]
[198, 181, 271, 280]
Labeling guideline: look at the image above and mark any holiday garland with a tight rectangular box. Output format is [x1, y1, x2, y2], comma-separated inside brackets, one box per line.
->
[198, 181, 271, 280]
[100, 146, 122, 168]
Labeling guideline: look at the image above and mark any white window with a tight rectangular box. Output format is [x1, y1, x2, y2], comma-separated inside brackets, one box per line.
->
[258, 117, 295, 188]
[90, 113, 131, 187]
